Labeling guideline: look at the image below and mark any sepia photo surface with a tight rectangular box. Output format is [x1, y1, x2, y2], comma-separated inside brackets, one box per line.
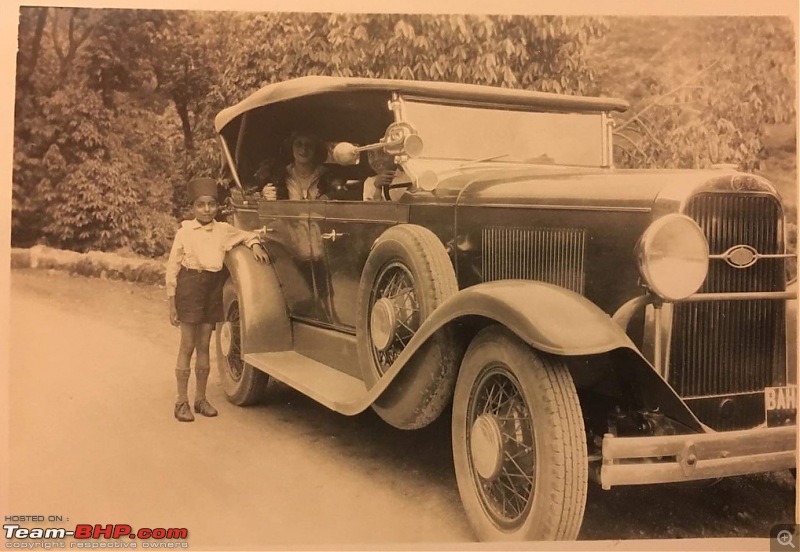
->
[2, 0, 798, 550]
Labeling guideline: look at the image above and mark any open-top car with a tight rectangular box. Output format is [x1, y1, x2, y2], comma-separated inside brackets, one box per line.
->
[213, 76, 796, 541]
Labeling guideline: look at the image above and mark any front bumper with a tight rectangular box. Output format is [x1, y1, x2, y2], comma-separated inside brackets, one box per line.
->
[596, 425, 796, 490]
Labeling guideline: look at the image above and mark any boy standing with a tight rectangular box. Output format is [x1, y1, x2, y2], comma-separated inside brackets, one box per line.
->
[165, 178, 269, 422]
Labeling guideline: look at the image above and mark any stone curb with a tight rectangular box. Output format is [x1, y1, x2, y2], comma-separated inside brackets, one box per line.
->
[11, 245, 165, 286]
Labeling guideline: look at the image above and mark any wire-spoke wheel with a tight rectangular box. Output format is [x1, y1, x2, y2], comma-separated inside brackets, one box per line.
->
[368, 261, 422, 375]
[223, 303, 245, 382]
[453, 325, 587, 541]
[216, 298, 269, 406]
[468, 367, 536, 527]
[356, 225, 459, 429]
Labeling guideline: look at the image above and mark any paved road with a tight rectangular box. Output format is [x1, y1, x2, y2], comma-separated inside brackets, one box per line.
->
[6, 270, 796, 548]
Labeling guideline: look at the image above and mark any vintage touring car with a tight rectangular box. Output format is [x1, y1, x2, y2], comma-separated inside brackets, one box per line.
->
[213, 76, 796, 541]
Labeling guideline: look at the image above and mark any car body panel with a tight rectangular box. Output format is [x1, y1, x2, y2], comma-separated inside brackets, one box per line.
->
[315, 201, 408, 328]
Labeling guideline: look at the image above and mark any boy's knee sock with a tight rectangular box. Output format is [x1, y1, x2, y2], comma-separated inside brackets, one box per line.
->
[175, 368, 191, 403]
[195, 367, 210, 402]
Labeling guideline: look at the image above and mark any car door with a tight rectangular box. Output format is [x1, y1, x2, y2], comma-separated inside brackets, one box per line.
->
[314, 200, 406, 330]
[257, 198, 323, 321]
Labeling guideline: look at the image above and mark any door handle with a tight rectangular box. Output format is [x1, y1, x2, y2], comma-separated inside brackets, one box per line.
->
[256, 226, 276, 239]
[321, 229, 348, 242]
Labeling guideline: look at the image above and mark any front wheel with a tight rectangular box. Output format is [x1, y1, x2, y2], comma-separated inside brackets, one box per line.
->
[452, 325, 587, 541]
[216, 299, 269, 406]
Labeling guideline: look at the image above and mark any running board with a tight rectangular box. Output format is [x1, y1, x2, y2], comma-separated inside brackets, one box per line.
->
[244, 351, 369, 414]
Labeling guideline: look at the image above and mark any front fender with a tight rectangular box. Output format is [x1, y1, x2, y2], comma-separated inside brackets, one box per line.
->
[419, 280, 635, 356]
[223, 246, 291, 354]
[377, 280, 702, 432]
[373, 280, 633, 401]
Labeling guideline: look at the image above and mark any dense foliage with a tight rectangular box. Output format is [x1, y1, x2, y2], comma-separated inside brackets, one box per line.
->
[11, 10, 796, 257]
[588, 17, 796, 173]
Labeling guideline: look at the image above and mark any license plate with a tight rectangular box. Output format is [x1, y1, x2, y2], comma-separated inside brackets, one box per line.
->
[765, 385, 797, 427]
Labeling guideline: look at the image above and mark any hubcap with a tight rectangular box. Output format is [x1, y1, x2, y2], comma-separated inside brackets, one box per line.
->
[470, 414, 504, 481]
[219, 321, 233, 357]
[370, 297, 398, 351]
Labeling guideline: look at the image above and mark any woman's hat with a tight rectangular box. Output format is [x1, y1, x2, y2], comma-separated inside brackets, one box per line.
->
[187, 178, 218, 203]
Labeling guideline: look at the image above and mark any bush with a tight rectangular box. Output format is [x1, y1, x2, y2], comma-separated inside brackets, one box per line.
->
[130, 210, 179, 259]
[12, 245, 166, 286]
[10, 248, 31, 269]
[41, 159, 144, 252]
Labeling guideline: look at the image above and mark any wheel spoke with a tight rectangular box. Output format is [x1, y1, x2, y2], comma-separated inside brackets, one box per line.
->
[395, 317, 417, 335]
[502, 453, 534, 482]
[501, 431, 532, 451]
[507, 443, 535, 459]
[483, 383, 500, 414]
[504, 471, 534, 481]
[381, 271, 400, 298]
[388, 285, 413, 300]
[495, 481, 515, 517]
[504, 449, 533, 482]
[485, 481, 511, 518]
[496, 475, 529, 510]
[493, 391, 519, 415]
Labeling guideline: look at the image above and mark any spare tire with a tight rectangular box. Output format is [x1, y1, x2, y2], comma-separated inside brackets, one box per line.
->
[356, 224, 460, 429]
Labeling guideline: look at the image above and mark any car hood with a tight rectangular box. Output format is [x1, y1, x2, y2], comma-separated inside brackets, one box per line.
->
[414, 162, 763, 212]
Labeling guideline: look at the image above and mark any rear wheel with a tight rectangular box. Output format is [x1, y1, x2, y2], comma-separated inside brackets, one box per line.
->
[452, 325, 587, 541]
[216, 299, 269, 406]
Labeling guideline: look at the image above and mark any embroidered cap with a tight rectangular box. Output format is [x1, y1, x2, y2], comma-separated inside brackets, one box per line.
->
[187, 178, 219, 203]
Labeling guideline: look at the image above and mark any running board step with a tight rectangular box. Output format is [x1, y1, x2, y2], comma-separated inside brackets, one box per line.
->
[244, 351, 369, 414]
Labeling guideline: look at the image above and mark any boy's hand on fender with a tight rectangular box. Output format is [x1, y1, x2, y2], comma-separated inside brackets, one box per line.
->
[252, 243, 269, 263]
[169, 297, 179, 327]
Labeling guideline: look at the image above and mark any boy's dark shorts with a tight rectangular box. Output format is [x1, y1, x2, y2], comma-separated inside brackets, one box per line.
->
[175, 267, 225, 324]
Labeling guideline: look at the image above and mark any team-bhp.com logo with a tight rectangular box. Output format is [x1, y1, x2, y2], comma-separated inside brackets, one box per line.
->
[4, 524, 189, 549]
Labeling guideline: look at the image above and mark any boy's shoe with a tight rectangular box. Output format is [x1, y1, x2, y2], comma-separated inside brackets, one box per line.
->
[194, 399, 218, 417]
[174, 401, 195, 422]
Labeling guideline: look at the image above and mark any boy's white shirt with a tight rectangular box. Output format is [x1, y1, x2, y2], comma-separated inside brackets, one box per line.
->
[165, 219, 259, 297]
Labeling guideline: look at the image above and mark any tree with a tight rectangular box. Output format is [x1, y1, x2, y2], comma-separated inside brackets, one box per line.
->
[13, 7, 183, 255]
[588, 17, 795, 172]
[18, 11, 791, 259]
[325, 14, 606, 94]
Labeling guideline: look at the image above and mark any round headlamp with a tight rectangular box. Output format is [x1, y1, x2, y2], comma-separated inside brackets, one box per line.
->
[636, 214, 709, 301]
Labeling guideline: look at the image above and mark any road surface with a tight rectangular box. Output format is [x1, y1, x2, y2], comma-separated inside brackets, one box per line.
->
[6, 269, 796, 548]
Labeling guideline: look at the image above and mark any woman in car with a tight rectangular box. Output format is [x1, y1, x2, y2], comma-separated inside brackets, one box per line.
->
[262, 130, 341, 200]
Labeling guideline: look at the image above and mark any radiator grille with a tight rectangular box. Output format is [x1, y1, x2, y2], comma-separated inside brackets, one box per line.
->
[482, 227, 586, 294]
[669, 194, 786, 399]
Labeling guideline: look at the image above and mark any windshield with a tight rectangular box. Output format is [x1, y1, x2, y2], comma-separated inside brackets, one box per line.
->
[403, 100, 605, 167]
